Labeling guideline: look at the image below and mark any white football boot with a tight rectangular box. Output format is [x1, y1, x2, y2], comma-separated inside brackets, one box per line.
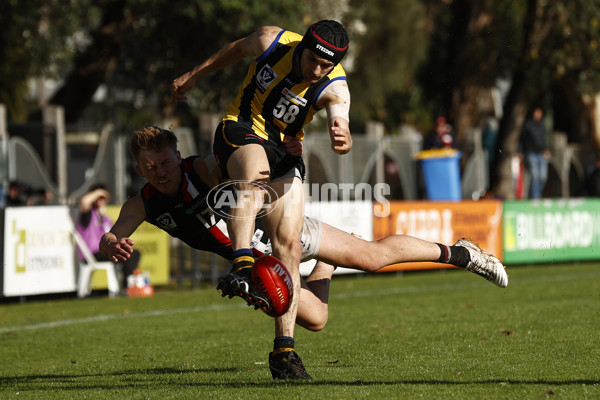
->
[455, 238, 509, 288]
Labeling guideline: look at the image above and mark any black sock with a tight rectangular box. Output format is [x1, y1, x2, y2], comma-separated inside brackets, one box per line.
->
[436, 243, 470, 268]
[273, 336, 295, 355]
[436, 243, 451, 263]
[231, 248, 254, 272]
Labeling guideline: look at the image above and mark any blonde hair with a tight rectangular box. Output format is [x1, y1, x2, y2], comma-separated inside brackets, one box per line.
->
[130, 126, 178, 160]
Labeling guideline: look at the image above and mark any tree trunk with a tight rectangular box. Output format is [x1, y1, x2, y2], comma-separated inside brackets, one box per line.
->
[446, 2, 499, 144]
[491, 0, 552, 198]
[452, 85, 496, 142]
[554, 76, 591, 145]
[587, 95, 600, 149]
[490, 79, 528, 199]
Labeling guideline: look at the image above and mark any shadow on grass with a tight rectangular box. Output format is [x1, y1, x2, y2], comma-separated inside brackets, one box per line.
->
[0, 367, 598, 391]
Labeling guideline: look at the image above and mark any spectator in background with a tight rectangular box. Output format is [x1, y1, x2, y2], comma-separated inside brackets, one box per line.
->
[76, 184, 140, 291]
[519, 107, 551, 199]
[6, 180, 26, 206]
[482, 116, 499, 171]
[424, 115, 455, 150]
[585, 152, 600, 197]
[5, 180, 53, 206]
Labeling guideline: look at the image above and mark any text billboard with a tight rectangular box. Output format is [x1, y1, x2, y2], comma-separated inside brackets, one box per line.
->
[503, 199, 600, 264]
[373, 200, 503, 271]
[2, 206, 77, 296]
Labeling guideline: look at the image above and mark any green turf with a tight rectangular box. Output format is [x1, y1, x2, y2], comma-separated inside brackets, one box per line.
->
[0, 262, 598, 399]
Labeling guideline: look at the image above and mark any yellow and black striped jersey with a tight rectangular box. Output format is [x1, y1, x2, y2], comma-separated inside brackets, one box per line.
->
[223, 29, 347, 143]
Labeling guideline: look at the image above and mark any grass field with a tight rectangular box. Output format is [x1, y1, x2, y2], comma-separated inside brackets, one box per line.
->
[0, 262, 598, 399]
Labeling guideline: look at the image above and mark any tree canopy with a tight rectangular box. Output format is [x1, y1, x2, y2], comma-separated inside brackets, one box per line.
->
[2, 0, 600, 197]
[0, 0, 308, 124]
[0, 0, 99, 120]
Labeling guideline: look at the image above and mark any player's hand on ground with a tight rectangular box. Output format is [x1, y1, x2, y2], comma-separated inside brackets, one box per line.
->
[329, 119, 352, 154]
[107, 238, 136, 262]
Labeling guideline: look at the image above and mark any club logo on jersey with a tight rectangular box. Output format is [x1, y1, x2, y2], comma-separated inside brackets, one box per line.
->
[156, 212, 177, 231]
[282, 87, 308, 107]
[206, 180, 279, 220]
[256, 64, 277, 93]
[185, 194, 207, 215]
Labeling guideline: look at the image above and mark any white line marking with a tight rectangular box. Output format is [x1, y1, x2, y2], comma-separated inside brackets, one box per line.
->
[1, 269, 597, 334]
[0, 303, 242, 334]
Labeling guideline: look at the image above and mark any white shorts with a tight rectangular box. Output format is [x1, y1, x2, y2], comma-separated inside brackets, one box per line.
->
[251, 216, 322, 262]
[300, 216, 322, 262]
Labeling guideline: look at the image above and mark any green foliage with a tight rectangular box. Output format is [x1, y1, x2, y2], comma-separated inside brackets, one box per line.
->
[0, 263, 598, 398]
[543, 1, 600, 94]
[3, 0, 600, 137]
[0, 0, 100, 120]
[110, 0, 307, 117]
[417, 0, 525, 117]
[0, 0, 99, 79]
[0, 0, 308, 122]
[346, 0, 429, 131]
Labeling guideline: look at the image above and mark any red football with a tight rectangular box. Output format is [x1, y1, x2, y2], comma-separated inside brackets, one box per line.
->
[251, 256, 293, 317]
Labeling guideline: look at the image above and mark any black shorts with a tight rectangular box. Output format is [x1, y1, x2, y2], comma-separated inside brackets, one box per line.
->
[213, 120, 305, 181]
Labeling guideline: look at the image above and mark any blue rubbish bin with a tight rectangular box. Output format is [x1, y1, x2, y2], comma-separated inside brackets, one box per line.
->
[415, 149, 462, 201]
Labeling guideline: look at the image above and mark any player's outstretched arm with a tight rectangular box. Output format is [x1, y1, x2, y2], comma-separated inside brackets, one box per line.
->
[99, 194, 146, 262]
[171, 26, 283, 105]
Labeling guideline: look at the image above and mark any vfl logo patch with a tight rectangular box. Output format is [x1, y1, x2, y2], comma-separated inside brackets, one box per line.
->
[256, 64, 277, 93]
[156, 213, 177, 230]
[282, 87, 308, 107]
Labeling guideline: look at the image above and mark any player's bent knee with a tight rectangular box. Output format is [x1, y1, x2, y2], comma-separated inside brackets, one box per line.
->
[307, 321, 327, 332]
[299, 316, 328, 332]
[352, 252, 385, 273]
[297, 302, 329, 331]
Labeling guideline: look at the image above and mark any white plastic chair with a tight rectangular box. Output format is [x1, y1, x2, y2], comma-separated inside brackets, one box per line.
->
[72, 230, 120, 298]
